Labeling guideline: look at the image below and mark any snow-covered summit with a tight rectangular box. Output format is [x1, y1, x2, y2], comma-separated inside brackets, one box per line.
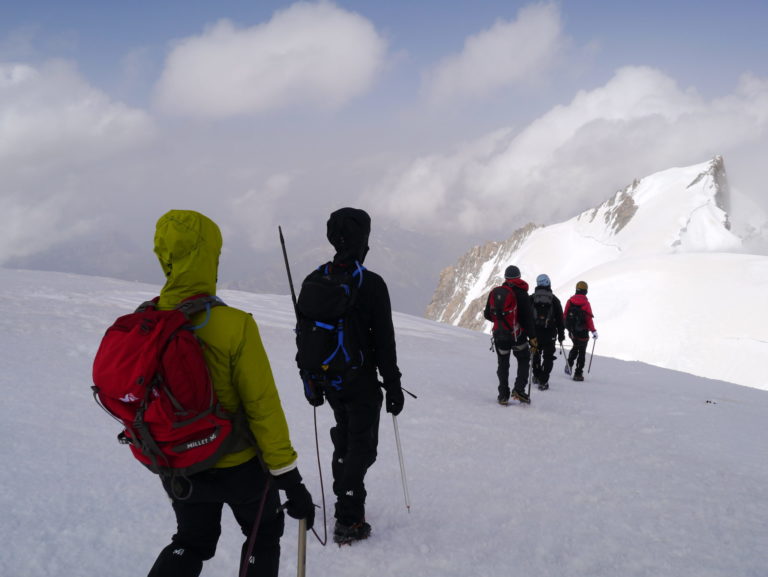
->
[572, 155, 738, 255]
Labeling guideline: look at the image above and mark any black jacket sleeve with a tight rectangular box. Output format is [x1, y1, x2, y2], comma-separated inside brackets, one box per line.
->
[356, 270, 401, 388]
[483, 293, 492, 321]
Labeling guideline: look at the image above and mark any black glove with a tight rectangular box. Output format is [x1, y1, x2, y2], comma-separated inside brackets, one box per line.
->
[273, 468, 315, 530]
[558, 334, 565, 344]
[301, 371, 324, 407]
[384, 383, 405, 416]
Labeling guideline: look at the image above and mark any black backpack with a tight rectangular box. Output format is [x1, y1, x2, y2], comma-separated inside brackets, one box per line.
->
[295, 261, 365, 389]
[531, 290, 555, 328]
[565, 303, 587, 334]
[489, 285, 522, 352]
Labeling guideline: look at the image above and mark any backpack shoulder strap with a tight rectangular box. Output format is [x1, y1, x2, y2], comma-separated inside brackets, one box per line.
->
[135, 297, 159, 313]
[177, 295, 227, 330]
[176, 295, 226, 317]
[133, 295, 226, 318]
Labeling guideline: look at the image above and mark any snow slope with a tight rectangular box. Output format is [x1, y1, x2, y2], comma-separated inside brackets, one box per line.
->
[2, 268, 767, 577]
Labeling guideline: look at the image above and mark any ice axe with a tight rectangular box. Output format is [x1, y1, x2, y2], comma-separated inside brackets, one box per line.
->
[297, 519, 307, 577]
[588, 337, 596, 373]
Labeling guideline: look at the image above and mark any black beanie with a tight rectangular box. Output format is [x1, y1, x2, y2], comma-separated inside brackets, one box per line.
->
[327, 207, 371, 262]
[504, 265, 521, 279]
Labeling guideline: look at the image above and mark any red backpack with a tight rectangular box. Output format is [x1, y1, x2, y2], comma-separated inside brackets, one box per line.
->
[489, 285, 522, 351]
[92, 295, 244, 489]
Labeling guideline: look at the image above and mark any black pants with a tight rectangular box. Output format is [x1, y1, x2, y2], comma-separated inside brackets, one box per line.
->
[568, 335, 589, 375]
[532, 332, 557, 383]
[496, 344, 531, 396]
[324, 374, 383, 525]
[147, 458, 284, 577]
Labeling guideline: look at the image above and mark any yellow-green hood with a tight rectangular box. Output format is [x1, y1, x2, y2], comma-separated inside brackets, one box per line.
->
[154, 210, 221, 308]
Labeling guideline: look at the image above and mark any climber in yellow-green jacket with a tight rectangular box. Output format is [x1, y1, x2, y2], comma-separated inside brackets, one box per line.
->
[147, 210, 313, 577]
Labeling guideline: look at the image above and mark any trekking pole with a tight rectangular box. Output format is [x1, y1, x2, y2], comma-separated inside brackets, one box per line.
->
[279, 226, 299, 314]
[392, 415, 411, 512]
[280, 226, 329, 547]
[560, 340, 571, 375]
[527, 359, 533, 397]
[297, 519, 307, 577]
[310, 407, 328, 546]
[588, 338, 596, 374]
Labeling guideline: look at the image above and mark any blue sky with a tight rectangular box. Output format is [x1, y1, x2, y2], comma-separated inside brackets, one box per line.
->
[2, 1, 767, 307]
[4, 1, 766, 102]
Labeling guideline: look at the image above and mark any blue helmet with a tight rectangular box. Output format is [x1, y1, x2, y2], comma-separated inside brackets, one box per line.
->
[536, 274, 551, 287]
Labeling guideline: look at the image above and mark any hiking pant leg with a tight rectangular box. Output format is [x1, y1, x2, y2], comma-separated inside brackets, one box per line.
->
[531, 347, 542, 380]
[575, 341, 587, 374]
[567, 339, 578, 367]
[221, 459, 285, 577]
[512, 346, 531, 391]
[541, 338, 556, 379]
[147, 501, 223, 577]
[496, 350, 510, 396]
[327, 380, 382, 524]
[232, 493, 284, 577]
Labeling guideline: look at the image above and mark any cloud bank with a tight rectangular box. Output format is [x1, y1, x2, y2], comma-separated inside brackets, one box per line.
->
[0, 60, 153, 260]
[370, 66, 768, 235]
[153, 2, 388, 117]
[423, 2, 564, 103]
[2, 1, 767, 304]
[0, 60, 153, 166]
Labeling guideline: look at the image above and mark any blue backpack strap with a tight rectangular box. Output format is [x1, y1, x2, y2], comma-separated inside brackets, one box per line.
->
[351, 260, 365, 288]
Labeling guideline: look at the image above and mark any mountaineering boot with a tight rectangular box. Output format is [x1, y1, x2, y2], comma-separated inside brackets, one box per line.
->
[573, 373, 584, 382]
[538, 380, 549, 391]
[511, 389, 531, 404]
[333, 520, 372, 545]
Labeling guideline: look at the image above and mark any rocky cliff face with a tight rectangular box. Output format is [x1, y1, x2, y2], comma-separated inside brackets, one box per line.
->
[426, 156, 738, 330]
[425, 223, 537, 329]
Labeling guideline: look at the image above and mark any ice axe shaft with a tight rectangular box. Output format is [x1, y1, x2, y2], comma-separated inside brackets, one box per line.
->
[392, 415, 411, 512]
[297, 519, 307, 577]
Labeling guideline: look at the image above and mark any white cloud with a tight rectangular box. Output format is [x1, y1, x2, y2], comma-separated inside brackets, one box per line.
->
[153, 1, 388, 117]
[0, 59, 153, 261]
[369, 66, 768, 235]
[0, 60, 153, 165]
[230, 172, 296, 248]
[423, 2, 564, 103]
